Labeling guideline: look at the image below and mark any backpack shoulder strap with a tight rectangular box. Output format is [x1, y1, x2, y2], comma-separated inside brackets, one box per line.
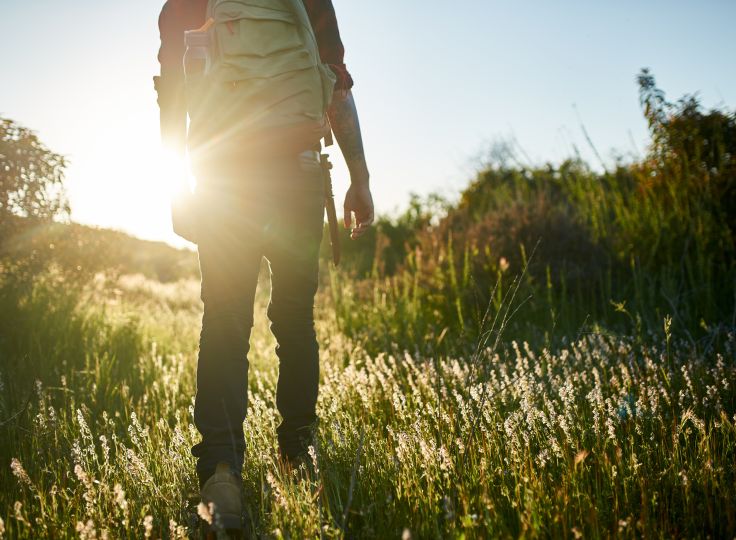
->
[284, 0, 321, 63]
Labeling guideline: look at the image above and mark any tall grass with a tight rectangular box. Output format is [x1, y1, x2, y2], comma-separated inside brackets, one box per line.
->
[1, 268, 735, 538]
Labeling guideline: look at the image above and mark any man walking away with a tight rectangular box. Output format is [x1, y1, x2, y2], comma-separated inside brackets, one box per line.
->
[155, 0, 373, 535]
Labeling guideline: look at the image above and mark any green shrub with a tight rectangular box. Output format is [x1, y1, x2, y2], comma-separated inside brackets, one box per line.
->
[328, 71, 736, 353]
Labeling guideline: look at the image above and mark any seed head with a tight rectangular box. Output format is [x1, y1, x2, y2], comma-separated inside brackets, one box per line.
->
[10, 459, 31, 487]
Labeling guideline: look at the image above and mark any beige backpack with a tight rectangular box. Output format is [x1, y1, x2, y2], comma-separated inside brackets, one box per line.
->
[185, 0, 336, 169]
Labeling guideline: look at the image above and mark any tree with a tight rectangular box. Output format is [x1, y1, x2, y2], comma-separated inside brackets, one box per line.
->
[0, 117, 69, 231]
[636, 69, 736, 252]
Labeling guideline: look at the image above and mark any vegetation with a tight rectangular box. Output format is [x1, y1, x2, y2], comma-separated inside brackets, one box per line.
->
[0, 118, 69, 234]
[1, 71, 735, 538]
[332, 70, 736, 354]
[1, 220, 198, 284]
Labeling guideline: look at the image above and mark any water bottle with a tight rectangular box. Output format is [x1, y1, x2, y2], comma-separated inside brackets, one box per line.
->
[183, 30, 210, 81]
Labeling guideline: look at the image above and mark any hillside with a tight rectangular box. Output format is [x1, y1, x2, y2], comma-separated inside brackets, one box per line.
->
[1, 219, 199, 282]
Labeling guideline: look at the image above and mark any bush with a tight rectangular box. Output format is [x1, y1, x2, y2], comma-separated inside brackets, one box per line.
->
[329, 70, 736, 352]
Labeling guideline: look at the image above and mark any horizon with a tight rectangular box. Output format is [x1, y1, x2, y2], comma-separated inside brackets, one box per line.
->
[2, 0, 735, 247]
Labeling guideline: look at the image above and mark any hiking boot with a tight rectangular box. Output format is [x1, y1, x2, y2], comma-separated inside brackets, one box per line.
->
[277, 422, 319, 481]
[199, 462, 244, 536]
[278, 447, 317, 480]
[278, 421, 318, 462]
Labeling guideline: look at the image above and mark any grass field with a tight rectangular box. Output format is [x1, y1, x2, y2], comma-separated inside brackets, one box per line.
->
[1, 262, 734, 538]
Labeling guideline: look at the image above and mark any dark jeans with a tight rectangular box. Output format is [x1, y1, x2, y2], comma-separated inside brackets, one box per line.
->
[191, 154, 325, 485]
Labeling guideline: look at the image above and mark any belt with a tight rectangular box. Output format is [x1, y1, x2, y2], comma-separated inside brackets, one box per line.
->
[298, 149, 321, 168]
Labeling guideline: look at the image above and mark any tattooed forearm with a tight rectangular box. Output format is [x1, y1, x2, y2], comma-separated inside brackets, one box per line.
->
[328, 90, 370, 184]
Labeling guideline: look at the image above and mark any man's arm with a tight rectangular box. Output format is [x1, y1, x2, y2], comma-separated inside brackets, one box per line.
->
[156, 0, 207, 153]
[328, 90, 374, 238]
[328, 90, 369, 185]
[304, 0, 374, 238]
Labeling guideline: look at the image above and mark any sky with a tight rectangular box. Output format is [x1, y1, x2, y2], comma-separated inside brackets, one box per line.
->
[2, 0, 735, 247]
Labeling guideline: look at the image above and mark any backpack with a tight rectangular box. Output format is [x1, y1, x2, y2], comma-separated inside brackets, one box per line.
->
[185, 0, 336, 170]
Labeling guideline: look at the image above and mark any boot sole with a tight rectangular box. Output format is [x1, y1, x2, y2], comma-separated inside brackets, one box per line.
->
[201, 513, 245, 539]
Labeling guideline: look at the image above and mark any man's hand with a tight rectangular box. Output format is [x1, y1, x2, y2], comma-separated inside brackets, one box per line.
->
[343, 181, 374, 239]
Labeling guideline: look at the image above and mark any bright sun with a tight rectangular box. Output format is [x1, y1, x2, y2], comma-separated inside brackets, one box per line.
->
[69, 126, 197, 248]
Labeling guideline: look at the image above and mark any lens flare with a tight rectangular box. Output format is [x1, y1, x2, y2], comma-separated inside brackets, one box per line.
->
[158, 147, 197, 200]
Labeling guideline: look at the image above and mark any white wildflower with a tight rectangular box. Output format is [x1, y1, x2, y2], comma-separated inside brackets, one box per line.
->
[13, 501, 28, 526]
[438, 446, 452, 473]
[143, 515, 154, 538]
[266, 472, 287, 508]
[10, 458, 32, 487]
[76, 409, 93, 447]
[307, 445, 320, 476]
[197, 502, 213, 525]
[113, 483, 128, 513]
[169, 519, 187, 540]
[74, 464, 96, 517]
[76, 520, 98, 540]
